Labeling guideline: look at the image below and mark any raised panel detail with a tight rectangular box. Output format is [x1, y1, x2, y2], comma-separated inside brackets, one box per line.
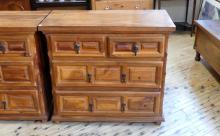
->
[92, 96, 121, 113]
[54, 63, 90, 86]
[125, 62, 163, 88]
[109, 35, 165, 58]
[58, 95, 89, 114]
[0, 91, 40, 115]
[93, 65, 122, 85]
[0, 62, 35, 86]
[50, 34, 106, 57]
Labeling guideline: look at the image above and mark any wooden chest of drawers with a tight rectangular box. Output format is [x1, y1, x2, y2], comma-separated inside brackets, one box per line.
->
[39, 10, 175, 123]
[91, 0, 153, 10]
[0, 11, 50, 121]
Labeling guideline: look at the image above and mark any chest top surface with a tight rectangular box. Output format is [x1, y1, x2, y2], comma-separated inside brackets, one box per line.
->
[0, 11, 50, 32]
[39, 10, 176, 33]
[195, 20, 220, 43]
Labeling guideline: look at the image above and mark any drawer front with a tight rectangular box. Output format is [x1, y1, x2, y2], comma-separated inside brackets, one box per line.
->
[53, 61, 163, 88]
[92, 96, 121, 113]
[55, 92, 160, 116]
[0, 62, 36, 87]
[49, 34, 106, 57]
[124, 62, 163, 88]
[0, 91, 40, 115]
[57, 95, 90, 115]
[109, 35, 165, 58]
[0, 35, 33, 57]
[95, 0, 153, 10]
[124, 93, 160, 116]
[53, 62, 91, 87]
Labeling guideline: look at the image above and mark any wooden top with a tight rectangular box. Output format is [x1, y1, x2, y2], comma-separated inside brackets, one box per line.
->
[195, 20, 220, 43]
[39, 10, 176, 33]
[0, 11, 50, 32]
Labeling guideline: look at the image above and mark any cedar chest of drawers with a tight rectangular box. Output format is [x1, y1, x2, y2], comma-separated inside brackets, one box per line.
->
[0, 11, 50, 121]
[39, 10, 175, 123]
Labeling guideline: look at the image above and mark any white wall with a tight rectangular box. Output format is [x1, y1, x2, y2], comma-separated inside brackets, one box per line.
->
[158, 0, 203, 24]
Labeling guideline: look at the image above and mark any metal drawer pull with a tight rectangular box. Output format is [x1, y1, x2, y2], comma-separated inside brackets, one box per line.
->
[121, 74, 126, 83]
[121, 103, 126, 112]
[89, 103, 93, 112]
[104, 6, 111, 10]
[132, 44, 139, 56]
[0, 43, 6, 54]
[74, 43, 80, 54]
[2, 101, 6, 110]
[87, 74, 92, 83]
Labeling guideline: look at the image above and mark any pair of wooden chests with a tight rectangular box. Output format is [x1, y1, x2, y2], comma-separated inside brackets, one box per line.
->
[0, 10, 175, 123]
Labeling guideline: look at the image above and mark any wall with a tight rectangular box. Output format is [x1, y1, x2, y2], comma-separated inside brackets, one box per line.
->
[159, 0, 203, 24]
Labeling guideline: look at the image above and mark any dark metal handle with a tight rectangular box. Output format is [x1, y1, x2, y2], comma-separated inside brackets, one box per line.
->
[2, 101, 6, 110]
[121, 74, 126, 83]
[0, 43, 6, 54]
[132, 44, 139, 56]
[89, 103, 93, 112]
[121, 103, 126, 112]
[87, 74, 92, 83]
[74, 43, 80, 54]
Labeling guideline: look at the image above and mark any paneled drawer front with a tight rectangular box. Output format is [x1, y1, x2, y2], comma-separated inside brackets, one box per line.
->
[53, 61, 162, 88]
[109, 35, 165, 58]
[55, 92, 160, 116]
[49, 34, 106, 57]
[0, 62, 36, 87]
[123, 93, 160, 116]
[0, 35, 33, 57]
[94, 0, 153, 10]
[124, 62, 163, 88]
[57, 95, 90, 115]
[53, 62, 91, 87]
[0, 91, 40, 115]
[92, 96, 121, 113]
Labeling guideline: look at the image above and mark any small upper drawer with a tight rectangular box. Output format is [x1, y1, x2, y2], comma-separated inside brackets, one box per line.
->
[109, 35, 165, 58]
[49, 34, 106, 57]
[0, 35, 33, 57]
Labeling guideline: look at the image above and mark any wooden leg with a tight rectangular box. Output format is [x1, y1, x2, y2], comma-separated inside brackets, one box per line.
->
[155, 121, 162, 125]
[195, 51, 201, 61]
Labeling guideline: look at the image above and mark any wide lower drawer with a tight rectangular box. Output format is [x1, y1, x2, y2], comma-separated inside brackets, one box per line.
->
[55, 91, 160, 116]
[0, 61, 36, 87]
[0, 34, 34, 58]
[0, 90, 41, 115]
[53, 61, 163, 88]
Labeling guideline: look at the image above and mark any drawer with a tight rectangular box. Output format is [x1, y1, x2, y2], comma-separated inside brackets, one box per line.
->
[49, 34, 106, 57]
[53, 61, 163, 88]
[109, 35, 165, 58]
[94, 0, 153, 10]
[0, 35, 33, 57]
[0, 90, 40, 115]
[0, 62, 36, 87]
[55, 91, 160, 116]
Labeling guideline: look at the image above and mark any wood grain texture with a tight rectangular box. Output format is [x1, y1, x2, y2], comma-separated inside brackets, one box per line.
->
[0, 0, 31, 11]
[0, 32, 219, 136]
[194, 20, 220, 75]
[0, 12, 50, 121]
[39, 10, 176, 33]
[41, 10, 175, 123]
[0, 11, 50, 32]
